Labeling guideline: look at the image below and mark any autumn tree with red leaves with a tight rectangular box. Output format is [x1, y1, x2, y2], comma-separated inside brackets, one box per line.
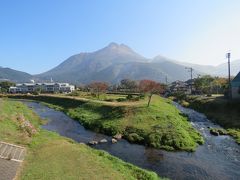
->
[89, 81, 108, 99]
[139, 80, 164, 107]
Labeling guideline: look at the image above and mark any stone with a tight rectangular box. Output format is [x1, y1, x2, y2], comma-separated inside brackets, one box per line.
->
[111, 138, 117, 143]
[217, 129, 228, 135]
[113, 134, 122, 140]
[210, 128, 228, 136]
[88, 141, 98, 145]
[210, 129, 219, 136]
[99, 139, 108, 143]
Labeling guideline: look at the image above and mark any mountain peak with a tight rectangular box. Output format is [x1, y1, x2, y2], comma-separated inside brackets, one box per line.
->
[106, 42, 131, 51]
[102, 42, 142, 58]
[107, 42, 119, 48]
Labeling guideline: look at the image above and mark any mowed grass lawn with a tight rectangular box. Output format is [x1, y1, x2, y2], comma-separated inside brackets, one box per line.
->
[8, 94, 204, 151]
[0, 98, 161, 180]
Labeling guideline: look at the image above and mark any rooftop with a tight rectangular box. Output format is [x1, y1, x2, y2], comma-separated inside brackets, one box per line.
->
[232, 72, 240, 82]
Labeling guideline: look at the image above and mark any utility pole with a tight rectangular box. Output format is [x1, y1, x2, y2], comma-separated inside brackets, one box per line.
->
[185, 67, 193, 94]
[226, 52, 232, 99]
[165, 76, 168, 85]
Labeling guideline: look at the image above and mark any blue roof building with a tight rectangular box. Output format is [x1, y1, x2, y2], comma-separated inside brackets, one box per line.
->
[231, 72, 240, 99]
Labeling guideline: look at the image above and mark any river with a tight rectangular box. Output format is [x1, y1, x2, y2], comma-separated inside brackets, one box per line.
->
[24, 101, 240, 180]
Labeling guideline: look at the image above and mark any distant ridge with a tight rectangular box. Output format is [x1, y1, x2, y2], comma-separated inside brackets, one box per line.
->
[0, 67, 32, 82]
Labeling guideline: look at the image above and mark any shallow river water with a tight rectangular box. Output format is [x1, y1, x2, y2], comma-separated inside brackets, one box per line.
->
[24, 101, 240, 180]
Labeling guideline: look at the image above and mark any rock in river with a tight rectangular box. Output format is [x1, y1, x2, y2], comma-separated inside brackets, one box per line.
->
[99, 139, 108, 143]
[113, 134, 122, 140]
[210, 129, 219, 136]
[88, 141, 98, 145]
[111, 138, 117, 143]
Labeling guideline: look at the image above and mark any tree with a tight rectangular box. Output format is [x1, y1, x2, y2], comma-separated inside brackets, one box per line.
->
[0, 81, 15, 93]
[119, 79, 138, 92]
[139, 80, 164, 107]
[32, 87, 42, 95]
[212, 77, 228, 94]
[194, 75, 228, 94]
[88, 81, 108, 99]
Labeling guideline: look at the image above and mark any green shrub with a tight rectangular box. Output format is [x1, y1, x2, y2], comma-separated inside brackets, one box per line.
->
[68, 90, 80, 96]
[227, 129, 240, 144]
[105, 98, 115, 102]
[117, 98, 127, 102]
[139, 94, 145, 99]
[127, 133, 144, 143]
[180, 100, 189, 107]
[126, 94, 133, 100]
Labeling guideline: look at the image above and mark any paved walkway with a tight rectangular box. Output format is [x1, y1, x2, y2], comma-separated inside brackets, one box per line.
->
[0, 142, 25, 180]
[0, 159, 20, 180]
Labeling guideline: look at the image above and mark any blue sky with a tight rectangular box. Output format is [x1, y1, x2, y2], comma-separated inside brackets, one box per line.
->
[0, 0, 240, 74]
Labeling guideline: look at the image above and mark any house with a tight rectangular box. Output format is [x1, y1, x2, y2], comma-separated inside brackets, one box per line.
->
[169, 79, 196, 95]
[231, 72, 240, 99]
[170, 80, 190, 94]
[9, 82, 75, 94]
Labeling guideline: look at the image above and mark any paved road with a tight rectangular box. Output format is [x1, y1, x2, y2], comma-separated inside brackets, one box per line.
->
[0, 142, 25, 180]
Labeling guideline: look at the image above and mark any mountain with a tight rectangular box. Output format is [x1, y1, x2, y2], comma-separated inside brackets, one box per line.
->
[37, 43, 204, 84]
[213, 59, 240, 76]
[3, 42, 239, 84]
[0, 67, 33, 83]
[37, 43, 240, 84]
[153, 56, 240, 77]
[37, 43, 149, 83]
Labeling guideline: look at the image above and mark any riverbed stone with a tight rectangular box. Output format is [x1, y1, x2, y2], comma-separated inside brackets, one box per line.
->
[88, 141, 98, 145]
[210, 128, 228, 136]
[111, 138, 117, 143]
[99, 139, 108, 143]
[210, 129, 219, 136]
[113, 134, 122, 140]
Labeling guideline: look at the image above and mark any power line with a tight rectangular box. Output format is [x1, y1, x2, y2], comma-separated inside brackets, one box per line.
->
[165, 76, 168, 85]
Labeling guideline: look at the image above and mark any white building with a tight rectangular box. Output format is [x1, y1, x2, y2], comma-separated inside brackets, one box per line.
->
[9, 83, 75, 94]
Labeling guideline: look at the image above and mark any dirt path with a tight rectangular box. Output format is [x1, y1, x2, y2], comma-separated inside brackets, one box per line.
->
[46, 94, 145, 107]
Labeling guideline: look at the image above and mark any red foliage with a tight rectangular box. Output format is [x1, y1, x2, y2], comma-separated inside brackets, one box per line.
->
[89, 82, 108, 92]
[139, 80, 164, 106]
[139, 80, 164, 94]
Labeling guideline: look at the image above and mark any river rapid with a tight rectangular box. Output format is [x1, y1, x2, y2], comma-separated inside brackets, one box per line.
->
[24, 101, 240, 180]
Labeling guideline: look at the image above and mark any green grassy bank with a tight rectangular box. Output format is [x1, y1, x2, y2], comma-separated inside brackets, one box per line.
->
[7, 94, 203, 151]
[185, 96, 240, 144]
[0, 98, 162, 180]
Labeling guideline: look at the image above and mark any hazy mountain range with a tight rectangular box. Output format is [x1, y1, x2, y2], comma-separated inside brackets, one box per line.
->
[1, 42, 240, 84]
[0, 67, 33, 82]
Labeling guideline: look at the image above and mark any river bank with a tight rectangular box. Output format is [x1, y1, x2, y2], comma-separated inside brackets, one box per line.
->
[0, 98, 161, 179]
[180, 95, 240, 144]
[24, 99, 240, 179]
[7, 94, 204, 151]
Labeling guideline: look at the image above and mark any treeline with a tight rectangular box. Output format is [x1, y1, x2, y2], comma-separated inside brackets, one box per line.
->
[74, 79, 167, 107]
[194, 75, 230, 95]
[0, 81, 15, 93]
